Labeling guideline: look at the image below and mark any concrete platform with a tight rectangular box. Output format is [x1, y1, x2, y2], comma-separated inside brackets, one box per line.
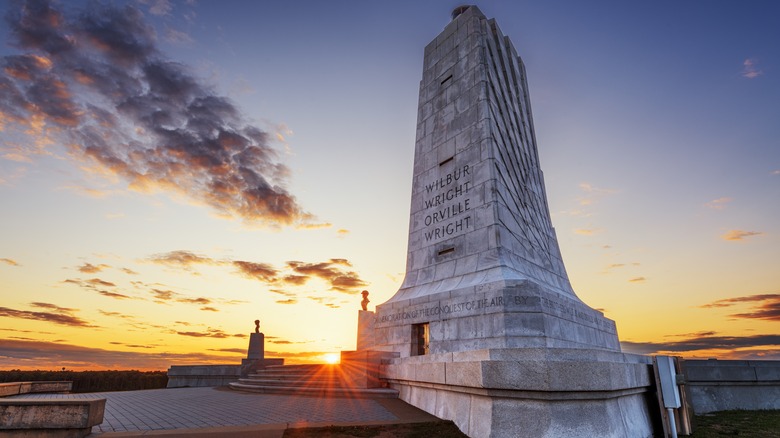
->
[9, 386, 439, 437]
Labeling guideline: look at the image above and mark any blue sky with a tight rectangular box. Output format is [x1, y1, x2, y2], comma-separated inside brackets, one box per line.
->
[0, 0, 778, 369]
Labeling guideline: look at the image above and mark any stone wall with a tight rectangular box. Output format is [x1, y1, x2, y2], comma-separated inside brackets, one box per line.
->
[684, 359, 780, 413]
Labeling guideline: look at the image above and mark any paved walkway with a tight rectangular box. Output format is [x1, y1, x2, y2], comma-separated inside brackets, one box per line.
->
[12, 386, 438, 437]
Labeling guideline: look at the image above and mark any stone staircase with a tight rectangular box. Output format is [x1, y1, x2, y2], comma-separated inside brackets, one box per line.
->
[229, 364, 398, 399]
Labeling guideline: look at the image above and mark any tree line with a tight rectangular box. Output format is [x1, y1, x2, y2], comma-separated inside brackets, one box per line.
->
[0, 370, 168, 393]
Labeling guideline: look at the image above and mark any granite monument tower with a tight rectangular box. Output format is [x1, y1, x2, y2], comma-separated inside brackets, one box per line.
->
[361, 6, 656, 437]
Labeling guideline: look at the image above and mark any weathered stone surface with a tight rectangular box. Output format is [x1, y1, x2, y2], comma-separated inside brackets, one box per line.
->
[684, 359, 780, 413]
[0, 398, 105, 438]
[0, 381, 72, 398]
[340, 350, 398, 389]
[366, 6, 659, 436]
[166, 364, 242, 388]
[382, 348, 655, 437]
[356, 310, 376, 350]
[247, 332, 264, 360]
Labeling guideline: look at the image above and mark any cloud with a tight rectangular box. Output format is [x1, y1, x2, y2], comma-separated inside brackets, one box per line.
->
[574, 228, 599, 236]
[0, 0, 311, 226]
[772, 170, 780, 175]
[287, 259, 367, 293]
[232, 261, 278, 283]
[147, 250, 218, 269]
[87, 277, 116, 287]
[98, 290, 133, 300]
[741, 58, 763, 79]
[0, 338, 250, 370]
[337, 229, 350, 236]
[121, 267, 139, 275]
[175, 328, 243, 338]
[77, 262, 110, 273]
[0, 302, 94, 327]
[704, 197, 733, 210]
[276, 298, 298, 305]
[148, 287, 227, 310]
[139, 0, 173, 16]
[700, 294, 780, 321]
[628, 277, 646, 283]
[208, 348, 245, 354]
[621, 333, 780, 358]
[1, 258, 20, 266]
[721, 230, 763, 241]
[282, 275, 308, 286]
[577, 182, 618, 206]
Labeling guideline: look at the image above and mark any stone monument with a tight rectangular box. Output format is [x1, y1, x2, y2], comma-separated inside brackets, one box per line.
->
[359, 6, 656, 437]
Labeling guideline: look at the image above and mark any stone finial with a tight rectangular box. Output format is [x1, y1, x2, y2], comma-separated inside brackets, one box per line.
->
[360, 290, 370, 311]
[254, 319, 260, 333]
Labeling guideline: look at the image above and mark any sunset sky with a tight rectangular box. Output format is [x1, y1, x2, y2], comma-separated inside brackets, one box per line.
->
[1, 0, 778, 370]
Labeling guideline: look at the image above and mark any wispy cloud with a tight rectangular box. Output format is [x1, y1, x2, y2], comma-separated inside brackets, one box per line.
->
[721, 230, 763, 241]
[77, 262, 110, 273]
[143, 250, 369, 301]
[0, 302, 95, 327]
[139, 0, 173, 17]
[287, 259, 367, 293]
[0, 0, 312, 226]
[574, 228, 599, 236]
[772, 169, 780, 175]
[628, 277, 646, 283]
[147, 250, 219, 270]
[0, 338, 250, 370]
[621, 333, 780, 359]
[700, 294, 780, 321]
[0, 258, 20, 266]
[175, 328, 243, 338]
[576, 182, 618, 206]
[232, 261, 278, 283]
[704, 197, 733, 210]
[741, 58, 763, 79]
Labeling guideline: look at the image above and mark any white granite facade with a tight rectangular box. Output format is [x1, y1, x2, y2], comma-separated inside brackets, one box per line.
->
[374, 5, 621, 357]
[392, 4, 572, 303]
[363, 7, 657, 437]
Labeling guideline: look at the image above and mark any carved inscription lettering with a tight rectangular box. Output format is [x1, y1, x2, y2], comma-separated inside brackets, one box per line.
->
[423, 164, 473, 242]
[377, 294, 616, 333]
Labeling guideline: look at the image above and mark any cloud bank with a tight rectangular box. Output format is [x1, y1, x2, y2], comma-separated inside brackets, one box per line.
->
[1, 0, 310, 226]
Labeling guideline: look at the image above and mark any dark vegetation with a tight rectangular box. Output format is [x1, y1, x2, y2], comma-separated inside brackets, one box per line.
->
[0, 370, 168, 393]
[283, 421, 469, 438]
[690, 410, 780, 437]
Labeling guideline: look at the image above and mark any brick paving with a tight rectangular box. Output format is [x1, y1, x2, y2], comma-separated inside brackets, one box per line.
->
[12, 386, 402, 434]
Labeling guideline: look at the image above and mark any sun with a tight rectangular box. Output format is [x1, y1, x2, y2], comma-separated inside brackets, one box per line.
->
[323, 353, 340, 364]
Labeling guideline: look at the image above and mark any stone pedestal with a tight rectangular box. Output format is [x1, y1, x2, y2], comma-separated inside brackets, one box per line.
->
[247, 332, 264, 360]
[356, 310, 376, 351]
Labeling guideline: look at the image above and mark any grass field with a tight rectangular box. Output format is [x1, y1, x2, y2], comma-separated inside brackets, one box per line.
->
[283, 421, 468, 438]
[690, 410, 780, 437]
[282, 411, 780, 438]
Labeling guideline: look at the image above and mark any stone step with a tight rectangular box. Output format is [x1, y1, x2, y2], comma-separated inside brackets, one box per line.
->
[228, 382, 398, 399]
[247, 375, 342, 382]
[236, 378, 348, 388]
[252, 370, 343, 379]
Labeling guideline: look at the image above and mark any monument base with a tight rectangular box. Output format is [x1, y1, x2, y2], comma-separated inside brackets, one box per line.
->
[373, 279, 621, 357]
[381, 348, 658, 438]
